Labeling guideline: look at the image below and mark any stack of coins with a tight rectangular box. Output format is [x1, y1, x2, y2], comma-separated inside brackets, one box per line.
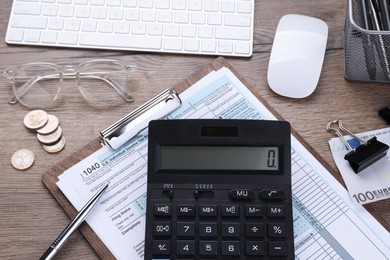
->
[23, 110, 66, 153]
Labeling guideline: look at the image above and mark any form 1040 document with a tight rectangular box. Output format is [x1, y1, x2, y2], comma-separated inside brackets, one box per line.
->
[57, 67, 390, 259]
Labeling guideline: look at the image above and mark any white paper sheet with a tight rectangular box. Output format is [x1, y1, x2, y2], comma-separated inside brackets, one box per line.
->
[57, 67, 390, 259]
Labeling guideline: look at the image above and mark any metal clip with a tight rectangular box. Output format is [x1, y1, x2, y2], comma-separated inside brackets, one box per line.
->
[326, 120, 389, 173]
[100, 88, 181, 150]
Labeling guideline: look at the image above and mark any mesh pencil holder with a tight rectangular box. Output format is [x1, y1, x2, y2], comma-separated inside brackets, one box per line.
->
[345, 0, 390, 82]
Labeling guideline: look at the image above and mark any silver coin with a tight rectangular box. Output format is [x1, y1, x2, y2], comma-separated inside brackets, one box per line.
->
[23, 110, 48, 130]
[11, 148, 35, 170]
[37, 126, 63, 144]
[42, 136, 66, 153]
[36, 114, 60, 135]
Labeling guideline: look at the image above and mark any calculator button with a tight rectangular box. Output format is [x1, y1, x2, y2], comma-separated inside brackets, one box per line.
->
[177, 205, 196, 217]
[199, 222, 218, 237]
[152, 240, 171, 255]
[268, 223, 287, 238]
[153, 204, 172, 216]
[177, 240, 195, 256]
[221, 205, 240, 217]
[222, 222, 240, 237]
[268, 241, 287, 256]
[153, 223, 172, 236]
[229, 189, 254, 200]
[246, 241, 265, 256]
[199, 241, 218, 256]
[245, 223, 264, 237]
[245, 205, 264, 217]
[177, 222, 195, 237]
[260, 190, 285, 200]
[222, 241, 240, 256]
[199, 205, 218, 217]
[267, 206, 286, 217]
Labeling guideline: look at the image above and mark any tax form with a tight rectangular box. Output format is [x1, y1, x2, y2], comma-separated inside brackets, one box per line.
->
[57, 67, 390, 259]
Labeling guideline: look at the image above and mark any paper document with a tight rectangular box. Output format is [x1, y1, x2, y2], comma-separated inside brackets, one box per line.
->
[57, 67, 390, 259]
[329, 127, 390, 205]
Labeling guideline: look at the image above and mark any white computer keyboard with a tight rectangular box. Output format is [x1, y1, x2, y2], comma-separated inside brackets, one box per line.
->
[6, 0, 254, 57]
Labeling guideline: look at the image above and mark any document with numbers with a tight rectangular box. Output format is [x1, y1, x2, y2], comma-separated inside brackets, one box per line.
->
[57, 66, 390, 259]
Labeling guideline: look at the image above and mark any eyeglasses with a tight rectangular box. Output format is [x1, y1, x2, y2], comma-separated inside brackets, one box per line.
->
[4, 59, 137, 109]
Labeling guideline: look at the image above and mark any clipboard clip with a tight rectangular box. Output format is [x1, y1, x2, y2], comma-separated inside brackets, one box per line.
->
[100, 88, 182, 150]
[326, 120, 389, 173]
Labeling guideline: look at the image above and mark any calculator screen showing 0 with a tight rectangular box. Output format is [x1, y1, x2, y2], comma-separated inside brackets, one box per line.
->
[159, 146, 279, 171]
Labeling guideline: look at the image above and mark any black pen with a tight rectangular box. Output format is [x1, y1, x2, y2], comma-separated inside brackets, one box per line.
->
[39, 184, 109, 260]
[359, 0, 377, 79]
[377, 0, 390, 29]
[368, 0, 390, 79]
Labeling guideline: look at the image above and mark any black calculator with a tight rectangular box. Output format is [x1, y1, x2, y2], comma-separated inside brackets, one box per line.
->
[144, 119, 294, 260]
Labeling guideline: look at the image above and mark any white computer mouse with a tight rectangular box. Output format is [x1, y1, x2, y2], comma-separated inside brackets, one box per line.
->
[267, 14, 328, 98]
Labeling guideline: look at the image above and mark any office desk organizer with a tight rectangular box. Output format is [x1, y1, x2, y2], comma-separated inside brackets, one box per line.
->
[345, 0, 390, 83]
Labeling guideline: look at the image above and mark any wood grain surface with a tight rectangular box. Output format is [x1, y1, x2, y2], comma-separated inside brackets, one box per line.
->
[0, 0, 389, 259]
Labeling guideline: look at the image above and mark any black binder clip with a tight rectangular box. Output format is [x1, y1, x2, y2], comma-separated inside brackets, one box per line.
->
[326, 120, 389, 173]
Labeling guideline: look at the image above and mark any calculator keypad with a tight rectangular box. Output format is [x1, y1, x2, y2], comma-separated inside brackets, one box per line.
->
[148, 188, 292, 259]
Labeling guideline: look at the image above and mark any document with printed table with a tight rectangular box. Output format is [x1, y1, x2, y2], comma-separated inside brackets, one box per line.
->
[42, 58, 390, 259]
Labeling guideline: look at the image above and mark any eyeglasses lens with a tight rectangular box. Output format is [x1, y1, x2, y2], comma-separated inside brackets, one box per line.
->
[78, 61, 131, 107]
[12, 64, 60, 108]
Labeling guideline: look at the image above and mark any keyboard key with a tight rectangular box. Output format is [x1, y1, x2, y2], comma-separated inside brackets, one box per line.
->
[221, 1, 236, 13]
[14, 2, 42, 15]
[11, 15, 47, 29]
[48, 18, 64, 30]
[58, 32, 79, 44]
[236, 41, 251, 54]
[224, 14, 252, 27]
[6, 28, 24, 42]
[25, 30, 41, 42]
[184, 39, 199, 51]
[164, 38, 183, 51]
[215, 27, 251, 40]
[201, 40, 216, 53]
[43, 4, 59, 16]
[41, 31, 58, 43]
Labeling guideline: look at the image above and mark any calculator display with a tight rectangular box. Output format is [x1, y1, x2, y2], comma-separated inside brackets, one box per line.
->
[159, 146, 279, 170]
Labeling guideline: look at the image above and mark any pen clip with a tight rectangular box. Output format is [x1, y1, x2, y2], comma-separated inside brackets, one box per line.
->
[100, 88, 182, 150]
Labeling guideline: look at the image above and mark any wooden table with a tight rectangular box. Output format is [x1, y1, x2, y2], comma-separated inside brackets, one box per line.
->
[0, 0, 389, 259]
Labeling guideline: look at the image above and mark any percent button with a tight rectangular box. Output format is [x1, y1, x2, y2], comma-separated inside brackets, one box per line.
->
[268, 223, 286, 238]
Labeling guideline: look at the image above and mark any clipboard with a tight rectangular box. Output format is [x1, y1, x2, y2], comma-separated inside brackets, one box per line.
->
[41, 57, 389, 259]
